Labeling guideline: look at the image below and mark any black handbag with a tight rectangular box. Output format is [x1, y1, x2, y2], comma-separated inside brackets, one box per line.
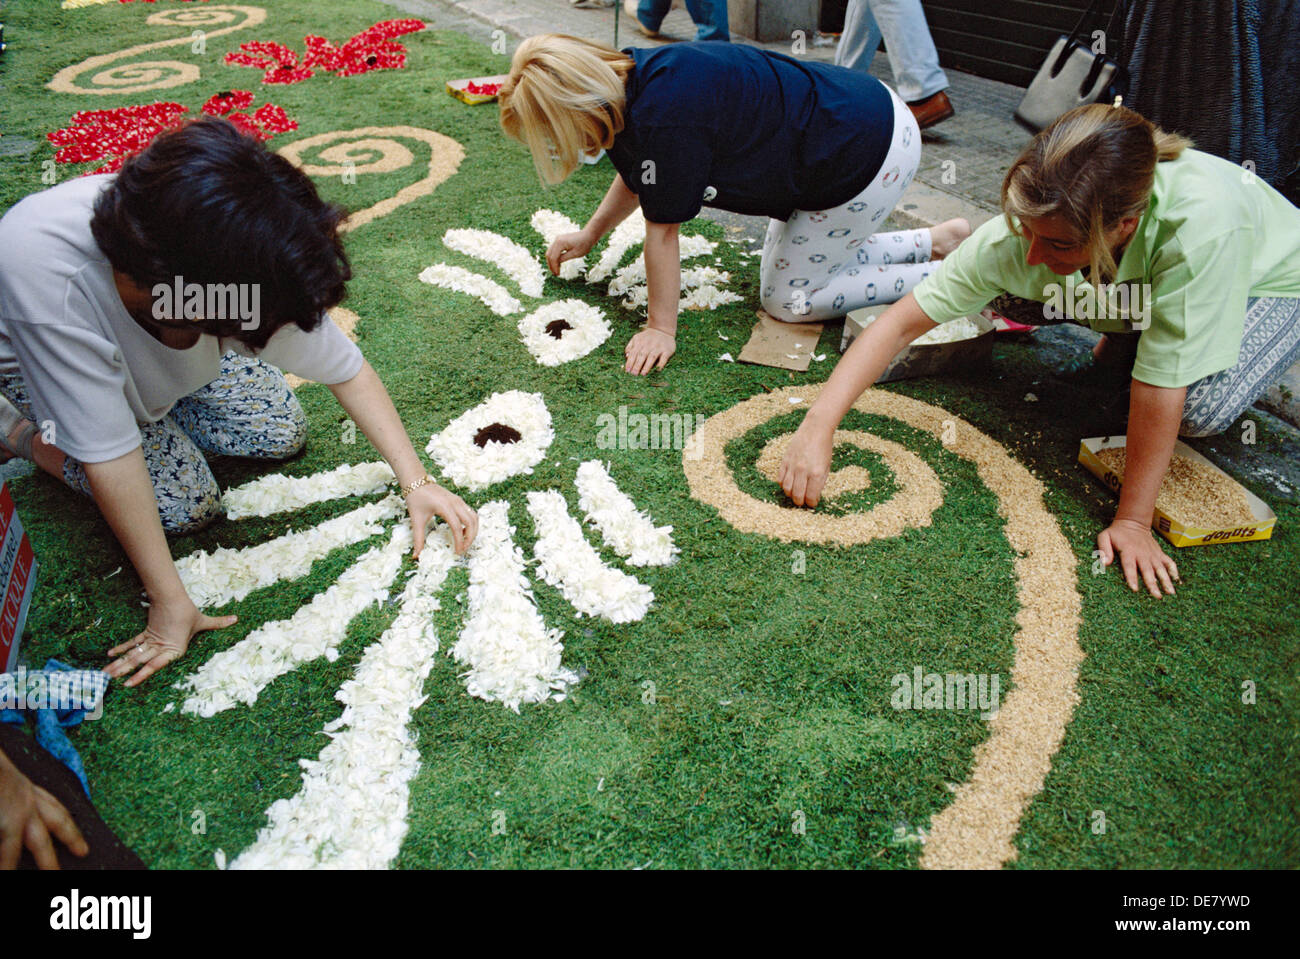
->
[1015, 0, 1129, 132]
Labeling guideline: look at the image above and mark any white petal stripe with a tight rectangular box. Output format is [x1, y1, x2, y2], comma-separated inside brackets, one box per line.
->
[231, 526, 460, 870]
[178, 524, 411, 717]
[526, 490, 653, 623]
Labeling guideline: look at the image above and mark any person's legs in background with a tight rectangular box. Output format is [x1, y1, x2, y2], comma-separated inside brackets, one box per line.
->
[684, 0, 730, 41]
[836, 0, 954, 128]
[632, 0, 672, 36]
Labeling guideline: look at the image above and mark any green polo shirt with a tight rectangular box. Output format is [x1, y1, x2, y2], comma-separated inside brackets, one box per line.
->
[912, 149, 1300, 388]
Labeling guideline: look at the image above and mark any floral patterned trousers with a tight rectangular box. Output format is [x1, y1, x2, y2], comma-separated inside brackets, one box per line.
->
[0, 352, 307, 534]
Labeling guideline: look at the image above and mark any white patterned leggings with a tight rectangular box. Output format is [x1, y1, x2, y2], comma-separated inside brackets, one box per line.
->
[761, 85, 930, 322]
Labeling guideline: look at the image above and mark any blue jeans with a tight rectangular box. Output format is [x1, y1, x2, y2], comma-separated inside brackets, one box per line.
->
[835, 0, 948, 103]
[637, 0, 730, 42]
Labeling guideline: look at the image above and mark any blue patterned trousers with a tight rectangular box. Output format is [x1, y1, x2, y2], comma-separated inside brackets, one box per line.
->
[0, 352, 306, 534]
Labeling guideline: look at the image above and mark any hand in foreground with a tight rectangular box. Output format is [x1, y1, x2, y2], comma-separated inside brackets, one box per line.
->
[778, 422, 834, 508]
[0, 749, 88, 869]
[106, 596, 237, 688]
[406, 482, 478, 556]
[1097, 518, 1180, 597]
[625, 327, 676, 376]
[546, 231, 595, 276]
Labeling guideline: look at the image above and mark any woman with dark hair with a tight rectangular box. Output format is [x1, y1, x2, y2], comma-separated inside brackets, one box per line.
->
[0, 117, 478, 687]
[779, 103, 1300, 598]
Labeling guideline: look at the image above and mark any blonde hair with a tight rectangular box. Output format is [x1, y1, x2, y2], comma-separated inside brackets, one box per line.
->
[498, 34, 634, 185]
[1002, 103, 1192, 282]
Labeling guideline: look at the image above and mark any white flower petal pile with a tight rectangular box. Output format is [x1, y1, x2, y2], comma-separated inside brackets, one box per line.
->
[178, 524, 411, 717]
[604, 238, 719, 298]
[526, 489, 653, 623]
[425, 390, 554, 491]
[232, 527, 460, 870]
[517, 299, 611, 367]
[530, 209, 586, 280]
[574, 461, 678, 567]
[586, 208, 646, 282]
[452, 501, 577, 712]
[177, 497, 404, 610]
[443, 228, 546, 298]
[680, 284, 743, 311]
[222, 462, 395, 520]
[418, 263, 521, 316]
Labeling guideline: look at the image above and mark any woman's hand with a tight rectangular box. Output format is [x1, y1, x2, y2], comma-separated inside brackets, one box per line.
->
[0, 750, 88, 869]
[625, 327, 676, 376]
[406, 483, 478, 556]
[1097, 518, 1180, 597]
[106, 596, 237, 688]
[778, 420, 834, 508]
[546, 230, 595, 276]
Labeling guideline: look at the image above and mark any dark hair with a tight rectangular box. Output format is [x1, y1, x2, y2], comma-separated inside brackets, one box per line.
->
[91, 116, 351, 349]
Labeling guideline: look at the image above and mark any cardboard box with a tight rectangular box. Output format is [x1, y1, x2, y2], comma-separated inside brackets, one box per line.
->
[840, 306, 994, 383]
[446, 74, 508, 105]
[0, 482, 37, 671]
[1078, 436, 1277, 547]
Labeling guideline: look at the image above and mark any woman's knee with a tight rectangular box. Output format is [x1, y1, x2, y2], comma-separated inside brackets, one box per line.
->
[760, 286, 812, 323]
[157, 476, 223, 535]
[260, 398, 308, 460]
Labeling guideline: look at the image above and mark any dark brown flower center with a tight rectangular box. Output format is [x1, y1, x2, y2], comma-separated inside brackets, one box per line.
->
[473, 423, 522, 448]
[544, 319, 572, 339]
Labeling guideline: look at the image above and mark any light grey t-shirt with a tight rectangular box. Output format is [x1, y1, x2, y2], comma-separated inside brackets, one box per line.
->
[0, 175, 364, 464]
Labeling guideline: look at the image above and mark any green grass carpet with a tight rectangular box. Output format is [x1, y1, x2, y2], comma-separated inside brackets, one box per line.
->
[1, 0, 1296, 869]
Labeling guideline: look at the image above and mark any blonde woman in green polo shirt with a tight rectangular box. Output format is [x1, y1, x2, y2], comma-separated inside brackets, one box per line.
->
[779, 103, 1300, 599]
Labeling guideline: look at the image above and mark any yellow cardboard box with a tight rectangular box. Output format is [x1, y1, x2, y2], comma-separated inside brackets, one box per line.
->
[1078, 436, 1276, 547]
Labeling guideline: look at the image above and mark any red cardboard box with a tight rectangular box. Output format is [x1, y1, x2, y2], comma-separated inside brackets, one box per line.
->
[0, 482, 38, 672]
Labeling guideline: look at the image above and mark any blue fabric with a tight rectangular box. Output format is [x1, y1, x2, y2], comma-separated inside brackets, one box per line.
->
[609, 43, 894, 224]
[636, 0, 730, 42]
[0, 660, 109, 797]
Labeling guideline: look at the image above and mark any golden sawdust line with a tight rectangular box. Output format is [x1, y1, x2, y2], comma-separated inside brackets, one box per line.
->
[285, 307, 360, 390]
[47, 5, 266, 95]
[685, 396, 942, 546]
[276, 127, 466, 234]
[683, 384, 1083, 869]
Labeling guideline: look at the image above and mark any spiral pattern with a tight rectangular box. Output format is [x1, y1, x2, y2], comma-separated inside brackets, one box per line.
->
[277, 127, 466, 233]
[47, 5, 266, 96]
[684, 383, 1083, 870]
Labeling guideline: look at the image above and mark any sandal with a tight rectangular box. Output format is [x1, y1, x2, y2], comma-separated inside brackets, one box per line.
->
[0, 394, 37, 462]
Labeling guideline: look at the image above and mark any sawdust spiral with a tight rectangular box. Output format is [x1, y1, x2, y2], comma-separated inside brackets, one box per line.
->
[47, 5, 266, 95]
[683, 384, 1083, 869]
[276, 127, 465, 233]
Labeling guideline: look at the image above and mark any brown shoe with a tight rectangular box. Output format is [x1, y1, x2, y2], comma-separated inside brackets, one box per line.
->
[907, 90, 954, 130]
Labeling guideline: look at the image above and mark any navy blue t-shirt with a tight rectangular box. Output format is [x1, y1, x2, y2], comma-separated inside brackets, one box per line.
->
[607, 43, 895, 224]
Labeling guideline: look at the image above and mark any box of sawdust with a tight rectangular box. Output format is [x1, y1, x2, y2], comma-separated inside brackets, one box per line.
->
[841, 306, 994, 383]
[446, 74, 509, 105]
[1078, 436, 1276, 547]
